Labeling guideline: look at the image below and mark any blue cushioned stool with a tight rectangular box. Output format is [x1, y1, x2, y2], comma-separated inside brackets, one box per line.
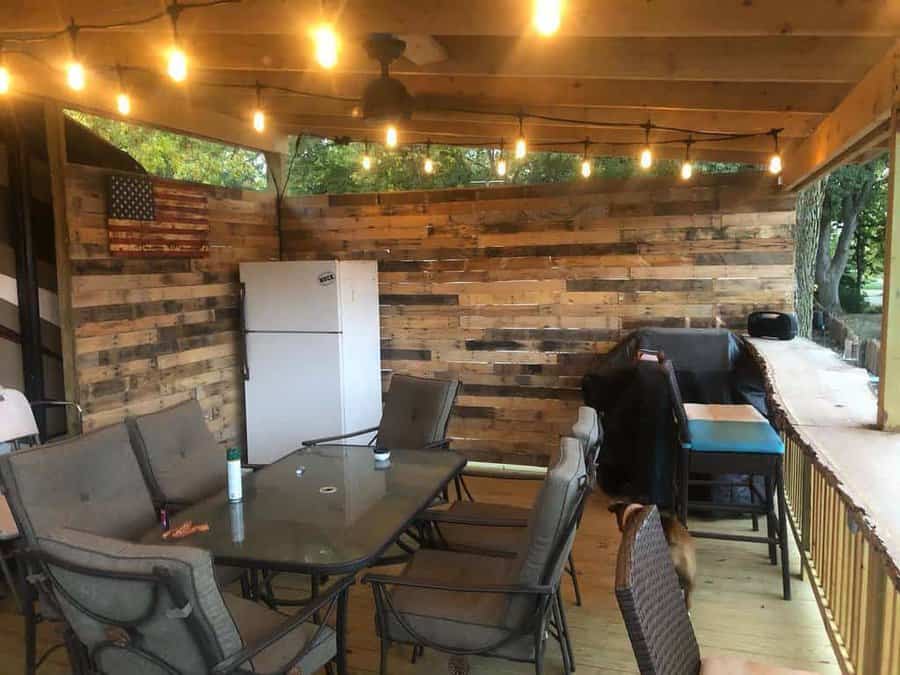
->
[661, 358, 791, 600]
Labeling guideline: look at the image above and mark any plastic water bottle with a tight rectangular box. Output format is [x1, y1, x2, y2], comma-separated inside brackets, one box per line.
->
[227, 447, 243, 502]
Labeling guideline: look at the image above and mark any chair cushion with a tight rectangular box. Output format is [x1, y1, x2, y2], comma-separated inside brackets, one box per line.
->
[383, 549, 533, 659]
[687, 419, 784, 454]
[224, 593, 336, 674]
[37, 528, 242, 675]
[429, 502, 529, 556]
[701, 656, 816, 674]
[376, 375, 459, 449]
[685, 403, 766, 423]
[128, 400, 226, 506]
[571, 406, 601, 456]
[0, 424, 158, 545]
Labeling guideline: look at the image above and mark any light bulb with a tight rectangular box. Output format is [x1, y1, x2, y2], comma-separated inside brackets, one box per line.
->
[769, 153, 783, 175]
[640, 147, 653, 170]
[496, 158, 507, 177]
[167, 47, 187, 82]
[424, 157, 434, 174]
[253, 110, 265, 133]
[312, 24, 339, 69]
[115, 92, 131, 115]
[580, 159, 592, 178]
[681, 161, 693, 180]
[0, 66, 9, 95]
[385, 125, 398, 148]
[66, 62, 85, 91]
[515, 137, 527, 159]
[534, 0, 562, 36]
[361, 154, 372, 171]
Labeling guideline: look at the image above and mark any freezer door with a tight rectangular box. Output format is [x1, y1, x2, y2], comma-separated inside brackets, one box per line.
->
[240, 261, 341, 333]
[244, 332, 343, 465]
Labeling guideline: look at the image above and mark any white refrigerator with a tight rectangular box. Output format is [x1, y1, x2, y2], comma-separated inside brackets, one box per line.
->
[240, 260, 382, 465]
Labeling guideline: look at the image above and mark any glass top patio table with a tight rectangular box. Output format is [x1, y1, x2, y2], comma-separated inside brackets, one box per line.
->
[139, 444, 466, 574]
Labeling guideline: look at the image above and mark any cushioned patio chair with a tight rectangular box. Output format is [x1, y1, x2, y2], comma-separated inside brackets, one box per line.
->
[126, 399, 228, 510]
[660, 358, 791, 600]
[29, 527, 352, 675]
[419, 406, 601, 607]
[364, 436, 588, 675]
[0, 423, 161, 675]
[126, 399, 250, 595]
[302, 374, 459, 453]
[615, 505, 813, 675]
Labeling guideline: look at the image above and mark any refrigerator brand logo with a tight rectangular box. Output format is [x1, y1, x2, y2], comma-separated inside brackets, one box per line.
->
[318, 272, 336, 286]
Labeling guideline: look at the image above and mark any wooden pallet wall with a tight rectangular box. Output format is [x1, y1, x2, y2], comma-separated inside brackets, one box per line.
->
[282, 172, 797, 465]
[64, 163, 278, 445]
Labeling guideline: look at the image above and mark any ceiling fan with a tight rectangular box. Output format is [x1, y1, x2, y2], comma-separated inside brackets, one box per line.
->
[360, 33, 415, 125]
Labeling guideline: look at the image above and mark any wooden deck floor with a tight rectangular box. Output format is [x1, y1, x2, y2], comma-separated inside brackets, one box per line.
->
[0, 477, 838, 674]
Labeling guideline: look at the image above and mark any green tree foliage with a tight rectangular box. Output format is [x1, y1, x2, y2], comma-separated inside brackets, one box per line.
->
[65, 110, 268, 190]
[285, 135, 755, 195]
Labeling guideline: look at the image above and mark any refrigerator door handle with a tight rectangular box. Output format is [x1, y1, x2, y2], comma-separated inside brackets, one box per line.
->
[240, 282, 250, 381]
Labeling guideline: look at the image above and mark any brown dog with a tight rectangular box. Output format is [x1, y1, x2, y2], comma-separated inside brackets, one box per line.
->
[609, 501, 697, 609]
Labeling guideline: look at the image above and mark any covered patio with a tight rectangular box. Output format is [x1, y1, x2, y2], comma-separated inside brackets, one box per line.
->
[0, 2, 898, 674]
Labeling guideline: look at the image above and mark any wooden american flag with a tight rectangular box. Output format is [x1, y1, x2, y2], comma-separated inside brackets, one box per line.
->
[107, 175, 210, 258]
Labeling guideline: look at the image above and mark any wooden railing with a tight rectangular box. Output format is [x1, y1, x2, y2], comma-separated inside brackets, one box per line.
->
[779, 429, 900, 674]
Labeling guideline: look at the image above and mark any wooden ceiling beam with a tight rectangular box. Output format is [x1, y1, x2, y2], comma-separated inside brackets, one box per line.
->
[4, 1, 899, 37]
[782, 42, 899, 190]
[29, 33, 893, 84]
[111, 67, 850, 115]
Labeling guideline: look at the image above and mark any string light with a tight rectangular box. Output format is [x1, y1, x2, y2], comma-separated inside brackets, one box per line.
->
[534, 0, 562, 36]
[361, 142, 372, 170]
[681, 137, 694, 180]
[768, 130, 783, 175]
[166, 3, 187, 82]
[580, 140, 592, 178]
[312, 24, 339, 69]
[639, 123, 653, 170]
[65, 21, 85, 91]
[0, 66, 8, 95]
[423, 142, 435, 174]
[115, 66, 130, 115]
[496, 140, 507, 177]
[252, 82, 265, 132]
[385, 124, 398, 148]
[515, 114, 527, 159]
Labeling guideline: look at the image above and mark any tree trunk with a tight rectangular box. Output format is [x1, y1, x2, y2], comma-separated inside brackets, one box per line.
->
[794, 180, 825, 336]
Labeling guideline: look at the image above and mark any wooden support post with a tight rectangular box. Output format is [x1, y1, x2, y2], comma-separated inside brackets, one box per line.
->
[264, 150, 288, 261]
[44, 102, 79, 435]
[879, 96, 900, 429]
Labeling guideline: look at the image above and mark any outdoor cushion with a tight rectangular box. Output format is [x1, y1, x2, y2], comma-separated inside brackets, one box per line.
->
[127, 399, 226, 507]
[382, 549, 533, 659]
[37, 528, 242, 675]
[224, 592, 336, 674]
[0, 423, 158, 545]
[571, 405, 602, 457]
[376, 375, 459, 449]
[516, 436, 586, 587]
[686, 420, 784, 455]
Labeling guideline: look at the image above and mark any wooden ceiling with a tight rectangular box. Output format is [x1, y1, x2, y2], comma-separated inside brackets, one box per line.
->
[3, 1, 898, 187]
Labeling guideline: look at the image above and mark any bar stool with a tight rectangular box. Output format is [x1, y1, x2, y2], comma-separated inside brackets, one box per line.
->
[660, 359, 791, 600]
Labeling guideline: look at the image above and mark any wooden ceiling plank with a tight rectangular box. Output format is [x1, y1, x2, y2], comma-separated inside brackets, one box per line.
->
[4, 1, 899, 37]
[782, 42, 899, 190]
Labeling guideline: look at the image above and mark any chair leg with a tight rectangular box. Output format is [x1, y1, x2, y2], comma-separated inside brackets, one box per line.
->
[21, 564, 35, 675]
[679, 448, 690, 526]
[566, 553, 582, 607]
[379, 639, 391, 675]
[552, 595, 572, 675]
[776, 459, 792, 601]
[748, 475, 759, 532]
[556, 592, 576, 672]
[534, 622, 546, 675]
[764, 475, 777, 565]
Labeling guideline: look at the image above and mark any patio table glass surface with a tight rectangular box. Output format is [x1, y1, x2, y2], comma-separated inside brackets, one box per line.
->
[138, 444, 466, 574]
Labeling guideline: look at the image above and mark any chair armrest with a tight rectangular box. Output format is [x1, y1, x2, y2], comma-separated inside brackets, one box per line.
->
[422, 439, 450, 450]
[462, 461, 547, 481]
[211, 573, 355, 675]
[29, 400, 83, 419]
[362, 572, 551, 596]
[418, 508, 528, 528]
[302, 427, 379, 447]
[241, 463, 266, 472]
